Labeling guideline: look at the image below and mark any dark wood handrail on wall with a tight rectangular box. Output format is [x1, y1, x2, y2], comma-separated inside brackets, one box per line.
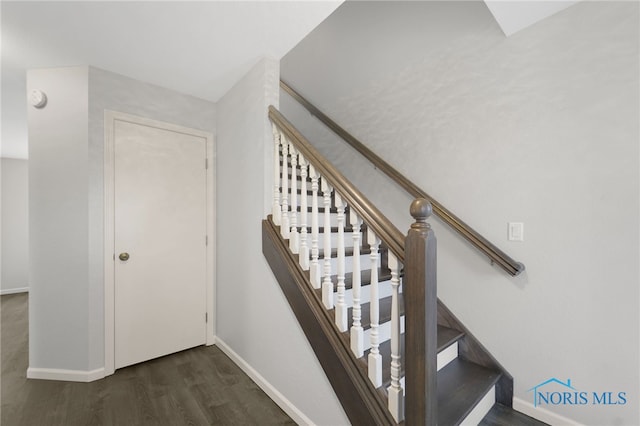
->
[280, 80, 525, 276]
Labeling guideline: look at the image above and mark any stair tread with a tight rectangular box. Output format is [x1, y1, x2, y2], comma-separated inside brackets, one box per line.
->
[295, 206, 339, 213]
[284, 187, 315, 196]
[362, 325, 464, 385]
[330, 268, 392, 290]
[296, 226, 358, 233]
[324, 245, 375, 258]
[438, 358, 501, 426]
[349, 294, 403, 330]
[479, 403, 549, 426]
[279, 160, 300, 169]
[281, 173, 311, 182]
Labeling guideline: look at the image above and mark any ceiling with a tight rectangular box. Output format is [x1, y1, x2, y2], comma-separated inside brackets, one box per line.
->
[484, 0, 578, 36]
[0, 0, 342, 159]
[1, 0, 577, 160]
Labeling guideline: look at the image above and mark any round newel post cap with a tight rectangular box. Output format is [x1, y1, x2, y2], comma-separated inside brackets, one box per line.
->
[410, 198, 432, 223]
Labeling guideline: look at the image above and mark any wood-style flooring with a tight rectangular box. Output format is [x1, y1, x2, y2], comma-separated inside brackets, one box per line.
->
[1, 293, 295, 426]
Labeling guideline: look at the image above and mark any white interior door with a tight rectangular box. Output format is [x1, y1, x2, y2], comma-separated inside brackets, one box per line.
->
[114, 119, 207, 369]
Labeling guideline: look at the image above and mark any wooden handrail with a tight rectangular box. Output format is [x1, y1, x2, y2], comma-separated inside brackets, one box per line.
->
[280, 80, 525, 276]
[271, 106, 441, 424]
[269, 106, 405, 263]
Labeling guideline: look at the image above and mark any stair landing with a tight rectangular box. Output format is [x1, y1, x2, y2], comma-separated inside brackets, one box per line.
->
[479, 403, 549, 426]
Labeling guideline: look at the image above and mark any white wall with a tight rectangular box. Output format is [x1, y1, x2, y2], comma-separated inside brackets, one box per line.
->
[1, 158, 29, 294]
[27, 66, 216, 374]
[215, 57, 349, 425]
[281, 2, 639, 425]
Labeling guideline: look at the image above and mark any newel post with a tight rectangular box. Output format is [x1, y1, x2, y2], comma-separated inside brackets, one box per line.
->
[405, 198, 437, 425]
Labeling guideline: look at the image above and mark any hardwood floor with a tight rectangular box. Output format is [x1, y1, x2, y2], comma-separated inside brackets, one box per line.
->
[1, 293, 295, 426]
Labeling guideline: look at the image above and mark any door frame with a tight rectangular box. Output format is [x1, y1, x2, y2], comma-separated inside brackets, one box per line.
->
[103, 110, 215, 376]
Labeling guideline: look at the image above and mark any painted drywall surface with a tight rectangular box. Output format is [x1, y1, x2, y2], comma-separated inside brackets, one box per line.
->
[484, 1, 578, 36]
[27, 65, 216, 373]
[1, 1, 343, 160]
[88, 67, 216, 370]
[281, 1, 639, 425]
[27, 66, 91, 370]
[216, 57, 349, 425]
[1, 158, 28, 293]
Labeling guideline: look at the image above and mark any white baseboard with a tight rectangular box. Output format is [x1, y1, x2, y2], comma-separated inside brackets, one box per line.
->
[206, 333, 217, 347]
[27, 367, 105, 382]
[1, 287, 29, 295]
[215, 337, 315, 426]
[513, 397, 584, 426]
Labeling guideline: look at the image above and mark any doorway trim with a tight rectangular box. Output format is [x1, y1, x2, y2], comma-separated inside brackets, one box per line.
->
[104, 110, 216, 376]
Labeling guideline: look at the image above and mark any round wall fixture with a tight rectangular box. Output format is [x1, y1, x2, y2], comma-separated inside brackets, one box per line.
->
[29, 90, 47, 108]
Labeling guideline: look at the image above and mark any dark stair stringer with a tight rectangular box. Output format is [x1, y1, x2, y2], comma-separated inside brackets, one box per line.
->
[264, 215, 546, 425]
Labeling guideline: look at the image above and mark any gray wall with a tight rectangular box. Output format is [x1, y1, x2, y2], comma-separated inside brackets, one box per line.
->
[281, 2, 639, 425]
[28, 66, 91, 370]
[27, 66, 216, 372]
[216, 57, 349, 425]
[1, 158, 29, 293]
[87, 67, 216, 370]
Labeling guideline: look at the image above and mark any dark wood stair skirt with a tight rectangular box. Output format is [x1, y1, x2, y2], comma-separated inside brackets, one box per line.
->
[263, 217, 395, 425]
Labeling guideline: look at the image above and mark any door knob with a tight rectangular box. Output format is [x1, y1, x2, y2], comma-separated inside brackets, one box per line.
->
[119, 252, 130, 261]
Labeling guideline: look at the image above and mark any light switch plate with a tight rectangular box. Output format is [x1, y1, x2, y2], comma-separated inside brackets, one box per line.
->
[508, 222, 524, 241]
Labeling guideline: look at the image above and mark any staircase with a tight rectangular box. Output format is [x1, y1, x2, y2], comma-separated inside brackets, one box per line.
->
[263, 106, 547, 425]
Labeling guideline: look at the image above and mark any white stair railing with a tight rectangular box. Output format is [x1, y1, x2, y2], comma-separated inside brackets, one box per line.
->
[309, 165, 321, 288]
[271, 124, 281, 226]
[321, 178, 334, 310]
[335, 193, 347, 332]
[280, 137, 290, 240]
[271, 116, 410, 424]
[367, 229, 383, 389]
[299, 157, 310, 270]
[289, 144, 299, 254]
[350, 212, 364, 358]
[388, 251, 404, 422]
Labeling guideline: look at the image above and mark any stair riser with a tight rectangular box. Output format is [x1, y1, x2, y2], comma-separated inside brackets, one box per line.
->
[360, 324, 459, 372]
[459, 386, 496, 426]
[293, 212, 341, 228]
[397, 343, 459, 392]
[315, 233, 360, 249]
[286, 194, 328, 207]
[343, 280, 393, 307]
[362, 316, 404, 351]
[322, 253, 379, 274]
[289, 233, 358, 250]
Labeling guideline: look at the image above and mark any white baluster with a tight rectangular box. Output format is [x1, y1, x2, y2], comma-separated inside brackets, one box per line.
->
[299, 156, 309, 270]
[271, 123, 281, 226]
[309, 165, 321, 289]
[388, 252, 404, 422]
[289, 144, 299, 254]
[350, 213, 364, 357]
[334, 194, 347, 332]
[280, 138, 289, 239]
[321, 178, 334, 309]
[368, 229, 382, 387]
